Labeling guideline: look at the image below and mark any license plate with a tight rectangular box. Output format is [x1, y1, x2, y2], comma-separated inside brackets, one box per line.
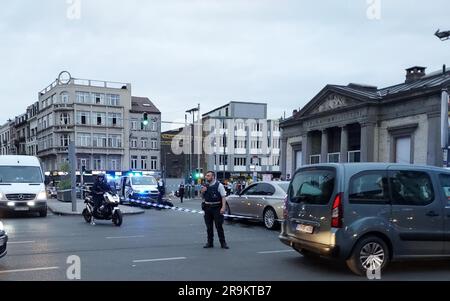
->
[296, 224, 314, 234]
[14, 207, 29, 211]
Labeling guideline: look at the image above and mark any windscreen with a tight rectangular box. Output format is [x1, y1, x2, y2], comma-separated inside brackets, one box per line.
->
[0, 166, 43, 184]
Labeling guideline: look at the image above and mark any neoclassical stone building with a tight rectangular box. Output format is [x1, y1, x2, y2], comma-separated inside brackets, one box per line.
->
[281, 66, 450, 179]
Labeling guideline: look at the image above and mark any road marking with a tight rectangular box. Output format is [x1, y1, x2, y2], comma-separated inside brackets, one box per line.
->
[8, 241, 36, 245]
[257, 250, 295, 254]
[0, 266, 59, 274]
[133, 257, 187, 263]
[106, 235, 145, 240]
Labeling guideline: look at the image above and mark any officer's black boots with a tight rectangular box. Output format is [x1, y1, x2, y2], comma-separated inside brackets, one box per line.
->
[221, 243, 229, 249]
[203, 243, 214, 248]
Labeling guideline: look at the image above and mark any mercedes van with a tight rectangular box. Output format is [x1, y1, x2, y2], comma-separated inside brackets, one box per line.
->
[0, 156, 48, 217]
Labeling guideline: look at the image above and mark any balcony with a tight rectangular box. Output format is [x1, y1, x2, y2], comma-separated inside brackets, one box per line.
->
[327, 152, 340, 163]
[53, 104, 74, 111]
[348, 150, 361, 163]
[234, 148, 246, 155]
[233, 166, 247, 172]
[250, 131, 263, 137]
[54, 125, 75, 132]
[249, 148, 263, 155]
[234, 129, 247, 137]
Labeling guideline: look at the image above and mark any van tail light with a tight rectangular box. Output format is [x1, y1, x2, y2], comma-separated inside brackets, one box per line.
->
[331, 193, 343, 228]
[283, 196, 289, 219]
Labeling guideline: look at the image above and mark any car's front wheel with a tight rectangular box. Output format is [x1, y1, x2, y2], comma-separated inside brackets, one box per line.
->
[39, 208, 48, 217]
[346, 236, 390, 276]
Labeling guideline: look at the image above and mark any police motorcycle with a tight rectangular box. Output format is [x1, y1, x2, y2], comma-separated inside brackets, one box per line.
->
[82, 189, 123, 227]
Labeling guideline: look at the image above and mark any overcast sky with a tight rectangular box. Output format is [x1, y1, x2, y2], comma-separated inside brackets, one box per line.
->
[1, 0, 449, 130]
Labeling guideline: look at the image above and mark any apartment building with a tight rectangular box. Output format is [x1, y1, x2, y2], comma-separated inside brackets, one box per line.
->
[0, 120, 14, 155]
[129, 96, 161, 172]
[25, 102, 39, 156]
[202, 101, 281, 181]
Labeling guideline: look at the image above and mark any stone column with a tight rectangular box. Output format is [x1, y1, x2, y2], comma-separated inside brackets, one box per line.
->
[280, 137, 288, 179]
[321, 129, 328, 163]
[360, 122, 376, 162]
[302, 133, 309, 166]
[340, 125, 348, 163]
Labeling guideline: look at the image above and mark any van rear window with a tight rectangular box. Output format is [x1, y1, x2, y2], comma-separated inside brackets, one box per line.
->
[0, 166, 43, 184]
[289, 169, 335, 204]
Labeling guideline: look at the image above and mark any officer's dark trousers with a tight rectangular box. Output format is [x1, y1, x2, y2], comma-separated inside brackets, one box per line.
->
[204, 205, 226, 245]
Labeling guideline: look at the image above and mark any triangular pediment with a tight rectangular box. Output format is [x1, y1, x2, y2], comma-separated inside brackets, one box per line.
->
[296, 86, 373, 118]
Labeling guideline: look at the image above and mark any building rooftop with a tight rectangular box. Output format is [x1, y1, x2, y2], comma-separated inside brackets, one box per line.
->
[131, 97, 161, 114]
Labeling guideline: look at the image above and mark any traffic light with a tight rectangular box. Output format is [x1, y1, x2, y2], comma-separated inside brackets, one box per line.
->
[193, 168, 204, 180]
[142, 113, 149, 126]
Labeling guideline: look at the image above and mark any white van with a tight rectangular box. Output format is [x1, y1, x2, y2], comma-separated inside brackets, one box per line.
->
[0, 156, 48, 217]
[119, 174, 159, 204]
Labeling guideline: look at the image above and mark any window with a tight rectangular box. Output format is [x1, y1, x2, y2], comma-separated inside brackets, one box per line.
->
[289, 169, 335, 204]
[349, 172, 389, 204]
[272, 139, 280, 149]
[60, 92, 69, 103]
[60, 134, 70, 147]
[60, 113, 70, 125]
[389, 171, 434, 206]
[141, 156, 148, 170]
[77, 133, 91, 147]
[110, 159, 118, 171]
[251, 122, 263, 132]
[92, 93, 105, 105]
[250, 140, 262, 149]
[131, 120, 138, 130]
[108, 135, 122, 148]
[151, 157, 158, 170]
[76, 92, 91, 104]
[242, 184, 259, 196]
[234, 139, 246, 149]
[93, 158, 103, 170]
[92, 134, 107, 148]
[235, 122, 245, 131]
[131, 156, 138, 169]
[234, 157, 246, 166]
[141, 138, 148, 149]
[76, 111, 90, 125]
[258, 183, 276, 196]
[78, 158, 90, 171]
[395, 137, 411, 164]
[106, 94, 120, 106]
[439, 174, 450, 205]
[150, 121, 157, 132]
[107, 113, 122, 127]
[273, 122, 280, 132]
[272, 156, 280, 166]
[131, 138, 137, 148]
[151, 138, 158, 150]
[219, 155, 228, 165]
[92, 112, 106, 126]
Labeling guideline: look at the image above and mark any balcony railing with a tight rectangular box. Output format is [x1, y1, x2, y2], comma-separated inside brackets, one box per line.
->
[328, 152, 340, 163]
[310, 154, 321, 164]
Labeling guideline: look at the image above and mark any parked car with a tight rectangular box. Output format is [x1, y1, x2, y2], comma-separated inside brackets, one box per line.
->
[0, 221, 7, 259]
[225, 181, 290, 230]
[280, 163, 450, 276]
[0, 156, 48, 217]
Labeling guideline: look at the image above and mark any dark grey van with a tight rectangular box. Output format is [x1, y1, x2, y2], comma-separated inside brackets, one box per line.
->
[280, 163, 450, 275]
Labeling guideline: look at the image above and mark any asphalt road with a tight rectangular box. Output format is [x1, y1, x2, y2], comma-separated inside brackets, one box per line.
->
[1, 200, 450, 281]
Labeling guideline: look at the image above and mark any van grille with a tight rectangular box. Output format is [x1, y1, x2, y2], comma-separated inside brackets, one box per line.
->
[6, 194, 36, 201]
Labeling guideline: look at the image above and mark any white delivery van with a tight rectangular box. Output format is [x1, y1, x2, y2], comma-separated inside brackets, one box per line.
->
[0, 156, 48, 217]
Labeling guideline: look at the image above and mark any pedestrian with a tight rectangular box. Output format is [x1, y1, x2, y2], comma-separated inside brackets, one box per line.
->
[201, 171, 229, 249]
[157, 177, 165, 204]
[178, 183, 185, 203]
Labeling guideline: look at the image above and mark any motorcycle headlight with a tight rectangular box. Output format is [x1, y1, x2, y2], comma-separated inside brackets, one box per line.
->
[37, 191, 47, 201]
[0, 221, 4, 232]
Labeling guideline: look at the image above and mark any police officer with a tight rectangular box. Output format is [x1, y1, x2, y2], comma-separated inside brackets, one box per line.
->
[201, 171, 229, 249]
[92, 173, 111, 214]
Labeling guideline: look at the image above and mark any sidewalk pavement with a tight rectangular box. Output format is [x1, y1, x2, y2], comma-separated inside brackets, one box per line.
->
[164, 196, 203, 211]
[47, 198, 145, 216]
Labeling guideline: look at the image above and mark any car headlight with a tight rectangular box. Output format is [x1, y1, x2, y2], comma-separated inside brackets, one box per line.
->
[0, 221, 4, 232]
[0, 192, 4, 201]
[37, 191, 47, 201]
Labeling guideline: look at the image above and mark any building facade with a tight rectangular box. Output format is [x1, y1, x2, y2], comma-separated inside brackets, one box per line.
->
[161, 127, 188, 179]
[25, 102, 39, 156]
[0, 120, 14, 155]
[129, 96, 161, 172]
[201, 101, 281, 181]
[281, 66, 450, 179]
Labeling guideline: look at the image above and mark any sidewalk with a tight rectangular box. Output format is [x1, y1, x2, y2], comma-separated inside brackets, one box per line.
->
[47, 198, 145, 216]
[164, 196, 203, 211]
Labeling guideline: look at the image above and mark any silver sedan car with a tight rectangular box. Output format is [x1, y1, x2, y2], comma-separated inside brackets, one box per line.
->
[225, 181, 290, 230]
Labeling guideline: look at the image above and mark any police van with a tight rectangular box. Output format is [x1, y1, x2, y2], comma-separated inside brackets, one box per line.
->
[118, 173, 159, 205]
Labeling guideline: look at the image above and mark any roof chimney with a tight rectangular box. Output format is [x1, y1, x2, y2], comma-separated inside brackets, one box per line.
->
[405, 66, 426, 83]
